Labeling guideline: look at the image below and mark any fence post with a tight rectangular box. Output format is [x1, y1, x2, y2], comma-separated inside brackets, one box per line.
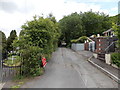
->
[105, 54, 111, 65]
[0, 57, 3, 83]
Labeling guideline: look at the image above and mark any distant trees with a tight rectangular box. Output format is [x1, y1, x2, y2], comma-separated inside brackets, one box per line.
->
[0, 31, 7, 59]
[0, 30, 17, 59]
[59, 10, 112, 47]
[6, 30, 17, 53]
[109, 14, 120, 25]
[81, 11, 112, 36]
[59, 12, 83, 46]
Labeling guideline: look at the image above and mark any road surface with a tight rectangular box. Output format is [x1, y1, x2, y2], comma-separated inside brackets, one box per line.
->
[21, 48, 118, 88]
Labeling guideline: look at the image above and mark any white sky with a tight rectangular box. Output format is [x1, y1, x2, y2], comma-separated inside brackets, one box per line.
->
[0, 0, 119, 37]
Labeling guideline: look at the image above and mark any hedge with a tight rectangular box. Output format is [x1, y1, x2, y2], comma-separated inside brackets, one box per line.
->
[111, 53, 120, 67]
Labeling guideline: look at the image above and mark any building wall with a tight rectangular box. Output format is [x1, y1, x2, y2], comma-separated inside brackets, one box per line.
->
[90, 37, 117, 53]
[95, 37, 107, 53]
[71, 43, 84, 51]
[84, 42, 89, 51]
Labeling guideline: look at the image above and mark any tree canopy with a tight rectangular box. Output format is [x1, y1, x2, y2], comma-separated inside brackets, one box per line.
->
[81, 11, 112, 36]
[109, 14, 120, 25]
[6, 30, 17, 53]
[12, 15, 61, 76]
[59, 11, 113, 46]
[59, 12, 83, 46]
[0, 31, 7, 59]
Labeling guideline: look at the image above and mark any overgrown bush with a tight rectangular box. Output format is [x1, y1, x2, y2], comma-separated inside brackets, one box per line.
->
[111, 53, 120, 67]
[112, 23, 120, 67]
[3, 56, 21, 67]
[71, 36, 87, 43]
[8, 52, 17, 57]
[12, 15, 61, 77]
[20, 46, 43, 77]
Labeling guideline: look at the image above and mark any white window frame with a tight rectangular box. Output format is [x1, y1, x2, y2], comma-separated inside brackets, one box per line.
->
[99, 44, 101, 46]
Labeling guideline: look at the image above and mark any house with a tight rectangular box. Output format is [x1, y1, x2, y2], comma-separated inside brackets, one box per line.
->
[103, 24, 120, 37]
[84, 28, 118, 61]
[90, 36, 117, 54]
[103, 28, 116, 37]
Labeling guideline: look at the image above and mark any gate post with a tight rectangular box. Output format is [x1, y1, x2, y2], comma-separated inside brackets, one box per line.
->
[0, 32, 3, 83]
[0, 53, 2, 83]
[105, 54, 111, 65]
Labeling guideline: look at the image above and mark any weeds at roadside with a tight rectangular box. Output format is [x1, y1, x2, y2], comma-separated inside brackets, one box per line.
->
[10, 68, 44, 88]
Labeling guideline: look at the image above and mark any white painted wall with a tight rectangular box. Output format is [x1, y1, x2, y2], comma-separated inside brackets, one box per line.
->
[93, 53, 97, 58]
[105, 54, 111, 65]
[71, 43, 84, 51]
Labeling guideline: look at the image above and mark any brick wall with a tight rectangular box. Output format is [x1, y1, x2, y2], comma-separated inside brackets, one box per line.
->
[84, 42, 89, 51]
[90, 37, 117, 54]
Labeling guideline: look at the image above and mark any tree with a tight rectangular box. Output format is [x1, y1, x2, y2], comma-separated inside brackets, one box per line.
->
[59, 11, 112, 47]
[13, 15, 61, 76]
[109, 14, 120, 24]
[47, 13, 57, 23]
[47, 14, 61, 50]
[6, 30, 17, 53]
[111, 23, 120, 67]
[81, 11, 112, 36]
[112, 23, 120, 50]
[20, 16, 60, 54]
[0, 31, 7, 59]
[59, 12, 83, 46]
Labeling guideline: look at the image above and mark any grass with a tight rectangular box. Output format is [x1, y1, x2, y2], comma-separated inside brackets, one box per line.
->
[11, 74, 38, 88]
[11, 74, 27, 88]
[11, 85, 21, 88]
[10, 81, 25, 88]
[9, 67, 45, 88]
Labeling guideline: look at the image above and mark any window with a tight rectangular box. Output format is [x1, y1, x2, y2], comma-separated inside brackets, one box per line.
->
[99, 39, 101, 42]
[99, 44, 101, 46]
[99, 48, 101, 50]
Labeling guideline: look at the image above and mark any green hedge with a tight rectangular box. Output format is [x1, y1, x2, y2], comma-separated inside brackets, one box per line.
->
[111, 53, 120, 67]
[13, 16, 61, 77]
[20, 46, 44, 77]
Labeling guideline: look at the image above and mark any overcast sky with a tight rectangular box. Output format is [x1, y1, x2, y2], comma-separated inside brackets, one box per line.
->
[0, 0, 119, 38]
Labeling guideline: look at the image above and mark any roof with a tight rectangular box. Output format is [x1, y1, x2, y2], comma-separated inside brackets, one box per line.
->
[103, 28, 113, 34]
[103, 24, 120, 34]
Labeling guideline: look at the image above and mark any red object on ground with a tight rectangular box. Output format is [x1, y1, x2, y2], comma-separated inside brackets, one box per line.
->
[42, 57, 47, 67]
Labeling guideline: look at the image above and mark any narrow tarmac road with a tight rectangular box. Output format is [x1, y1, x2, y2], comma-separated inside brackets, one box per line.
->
[21, 48, 118, 88]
